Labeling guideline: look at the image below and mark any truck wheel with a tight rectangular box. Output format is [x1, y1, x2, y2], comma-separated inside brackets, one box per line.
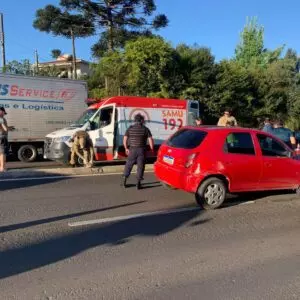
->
[196, 177, 226, 210]
[17, 145, 37, 162]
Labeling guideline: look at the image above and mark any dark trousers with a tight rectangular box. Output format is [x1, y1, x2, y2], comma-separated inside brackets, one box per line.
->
[124, 148, 145, 181]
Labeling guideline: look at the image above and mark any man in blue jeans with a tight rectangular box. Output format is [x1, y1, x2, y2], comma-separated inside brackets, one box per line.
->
[122, 114, 154, 190]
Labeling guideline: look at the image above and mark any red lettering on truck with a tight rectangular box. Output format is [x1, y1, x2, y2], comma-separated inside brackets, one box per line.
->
[10, 85, 18, 96]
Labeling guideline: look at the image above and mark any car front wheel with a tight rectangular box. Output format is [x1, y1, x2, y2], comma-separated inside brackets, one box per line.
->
[196, 177, 226, 210]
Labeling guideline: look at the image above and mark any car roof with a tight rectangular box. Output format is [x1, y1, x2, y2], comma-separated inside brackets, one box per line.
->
[184, 125, 262, 134]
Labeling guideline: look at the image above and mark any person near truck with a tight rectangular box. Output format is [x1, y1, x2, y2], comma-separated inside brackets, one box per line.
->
[0, 107, 8, 172]
[272, 120, 296, 149]
[70, 130, 94, 168]
[217, 108, 238, 127]
[122, 114, 154, 190]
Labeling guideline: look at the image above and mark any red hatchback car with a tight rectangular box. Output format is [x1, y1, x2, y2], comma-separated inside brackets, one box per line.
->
[154, 126, 300, 209]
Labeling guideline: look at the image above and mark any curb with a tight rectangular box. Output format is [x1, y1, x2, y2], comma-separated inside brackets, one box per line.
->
[0, 164, 154, 180]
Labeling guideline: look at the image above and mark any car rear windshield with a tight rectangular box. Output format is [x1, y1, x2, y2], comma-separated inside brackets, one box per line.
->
[167, 129, 207, 149]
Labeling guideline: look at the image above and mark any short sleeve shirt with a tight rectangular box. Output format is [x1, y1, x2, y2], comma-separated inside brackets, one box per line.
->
[272, 127, 294, 143]
[125, 124, 152, 148]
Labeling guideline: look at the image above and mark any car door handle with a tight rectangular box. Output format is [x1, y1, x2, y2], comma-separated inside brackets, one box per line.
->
[105, 132, 113, 134]
[264, 162, 272, 167]
[225, 161, 233, 165]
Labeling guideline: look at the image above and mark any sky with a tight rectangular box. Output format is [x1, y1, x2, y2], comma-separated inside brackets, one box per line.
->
[1, 0, 300, 64]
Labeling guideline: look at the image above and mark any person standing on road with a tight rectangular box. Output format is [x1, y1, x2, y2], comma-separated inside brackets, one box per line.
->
[217, 108, 238, 127]
[0, 107, 9, 172]
[122, 114, 154, 190]
[272, 120, 296, 149]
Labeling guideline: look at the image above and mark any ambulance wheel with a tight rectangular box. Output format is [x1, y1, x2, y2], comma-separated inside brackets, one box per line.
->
[196, 177, 226, 210]
[18, 145, 37, 162]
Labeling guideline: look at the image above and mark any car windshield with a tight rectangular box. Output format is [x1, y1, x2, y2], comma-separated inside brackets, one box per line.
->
[167, 129, 207, 149]
[72, 109, 97, 127]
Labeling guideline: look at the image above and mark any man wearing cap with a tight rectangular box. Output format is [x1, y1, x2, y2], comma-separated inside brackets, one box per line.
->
[217, 108, 238, 127]
[0, 107, 9, 172]
[122, 114, 154, 189]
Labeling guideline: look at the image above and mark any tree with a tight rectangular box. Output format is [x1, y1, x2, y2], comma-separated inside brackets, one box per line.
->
[210, 60, 257, 126]
[51, 49, 62, 59]
[176, 44, 217, 100]
[235, 17, 283, 68]
[60, 0, 168, 57]
[124, 37, 174, 96]
[88, 51, 129, 97]
[33, 4, 95, 78]
[5, 60, 32, 76]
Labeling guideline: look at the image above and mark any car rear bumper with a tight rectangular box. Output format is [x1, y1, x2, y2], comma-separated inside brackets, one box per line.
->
[154, 161, 203, 193]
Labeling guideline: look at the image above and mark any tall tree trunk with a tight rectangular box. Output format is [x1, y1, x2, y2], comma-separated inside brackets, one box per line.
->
[71, 28, 77, 79]
[106, 1, 114, 52]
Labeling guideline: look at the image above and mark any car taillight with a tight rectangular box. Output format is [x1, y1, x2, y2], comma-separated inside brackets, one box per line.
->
[185, 153, 197, 168]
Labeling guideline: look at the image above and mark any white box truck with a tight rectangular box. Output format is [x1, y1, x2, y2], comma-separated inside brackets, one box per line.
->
[0, 73, 87, 162]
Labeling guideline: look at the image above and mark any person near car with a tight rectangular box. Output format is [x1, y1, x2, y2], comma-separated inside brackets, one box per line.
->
[217, 109, 238, 127]
[272, 120, 296, 149]
[0, 107, 8, 172]
[70, 130, 94, 168]
[225, 120, 238, 145]
[122, 114, 154, 189]
[262, 118, 273, 134]
[195, 116, 203, 126]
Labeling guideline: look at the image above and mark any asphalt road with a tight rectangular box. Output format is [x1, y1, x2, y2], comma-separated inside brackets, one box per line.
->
[0, 173, 299, 300]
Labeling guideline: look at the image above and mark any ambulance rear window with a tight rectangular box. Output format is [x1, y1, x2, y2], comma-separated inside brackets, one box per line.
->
[167, 129, 207, 149]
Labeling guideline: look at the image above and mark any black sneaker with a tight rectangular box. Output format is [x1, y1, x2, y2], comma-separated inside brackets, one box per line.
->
[137, 181, 142, 190]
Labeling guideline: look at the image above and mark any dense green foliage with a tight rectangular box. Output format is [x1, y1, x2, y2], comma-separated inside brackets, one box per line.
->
[88, 17, 300, 128]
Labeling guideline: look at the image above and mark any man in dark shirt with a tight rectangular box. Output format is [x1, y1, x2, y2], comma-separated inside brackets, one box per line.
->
[272, 120, 296, 149]
[262, 118, 273, 134]
[122, 114, 154, 189]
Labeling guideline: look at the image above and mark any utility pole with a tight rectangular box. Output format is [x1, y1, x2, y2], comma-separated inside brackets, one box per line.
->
[70, 28, 77, 79]
[34, 49, 39, 76]
[0, 13, 6, 72]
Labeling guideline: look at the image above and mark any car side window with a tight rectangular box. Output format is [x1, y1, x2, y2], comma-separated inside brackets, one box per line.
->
[257, 134, 290, 157]
[224, 132, 255, 155]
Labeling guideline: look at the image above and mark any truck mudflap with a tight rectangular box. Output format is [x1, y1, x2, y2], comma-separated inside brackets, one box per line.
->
[44, 139, 70, 163]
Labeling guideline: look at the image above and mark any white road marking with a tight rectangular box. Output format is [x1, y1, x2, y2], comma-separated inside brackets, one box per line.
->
[0, 171, 153, 182]
[68, 206, 201, 227]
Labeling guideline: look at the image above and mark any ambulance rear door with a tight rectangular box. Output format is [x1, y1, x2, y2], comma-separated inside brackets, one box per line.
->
[187, 100, 200, 125]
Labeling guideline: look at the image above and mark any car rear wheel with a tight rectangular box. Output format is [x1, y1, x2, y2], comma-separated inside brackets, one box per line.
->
[196, 177, 226, 210]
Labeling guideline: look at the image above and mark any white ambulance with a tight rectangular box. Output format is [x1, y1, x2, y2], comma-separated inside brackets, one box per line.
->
[44, 96, 200, 164]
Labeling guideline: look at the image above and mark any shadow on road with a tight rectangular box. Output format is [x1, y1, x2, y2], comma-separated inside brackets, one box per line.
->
[0, 201, 146, 234]
[223, 190, 296, 208]
[0, 207, 204, 279]
[0, 170, 69, 192]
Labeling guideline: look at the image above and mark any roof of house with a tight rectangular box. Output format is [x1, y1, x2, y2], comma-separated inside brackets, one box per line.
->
[39, 58, 90, 65]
